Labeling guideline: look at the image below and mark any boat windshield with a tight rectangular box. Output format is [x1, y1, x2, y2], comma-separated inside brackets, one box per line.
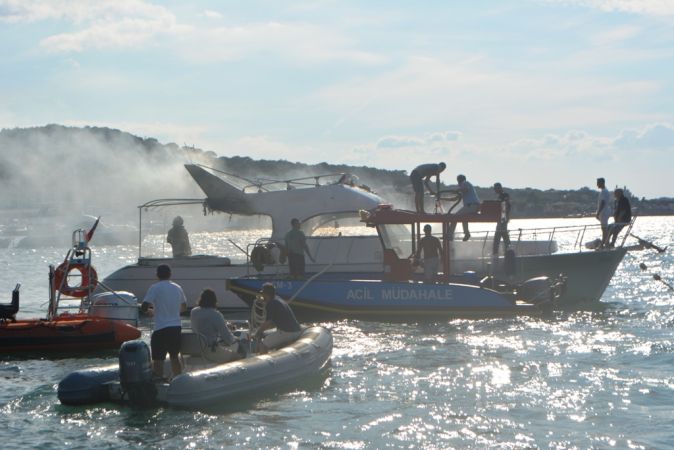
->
[378, 224, 412, 258]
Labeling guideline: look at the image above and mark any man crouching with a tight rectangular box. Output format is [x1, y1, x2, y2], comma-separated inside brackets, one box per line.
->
[254, 283, 302, 354]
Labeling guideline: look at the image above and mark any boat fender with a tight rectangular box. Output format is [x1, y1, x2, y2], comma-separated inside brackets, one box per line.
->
[54, 262, 98, 298]
[250, 246, 272, 272]
[504, 249, 516, 277]
[119, 340, 156, 407]
[517, 276, 552, 305]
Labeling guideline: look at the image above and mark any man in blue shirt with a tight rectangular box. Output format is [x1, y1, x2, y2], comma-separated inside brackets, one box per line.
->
[448, 174, 480, 241]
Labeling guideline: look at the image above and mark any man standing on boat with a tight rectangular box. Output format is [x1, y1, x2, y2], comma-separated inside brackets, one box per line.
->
[141, 264, 187, 379]
[492, 182, 511, 255]
[448, 174, 480, 241]
[605, 188, 632, 248]
[410, 162, 446, 213]
[595, 178, 612, 246]
[285, 218, 315, 279]
[254, 283, 302, 354]
[167, 216, 192, 257]
[415, 224, 443, 281]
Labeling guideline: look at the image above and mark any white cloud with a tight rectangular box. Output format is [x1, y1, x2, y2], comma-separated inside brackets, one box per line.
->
[0, 0, 189, 52]
[502, 123, 674, 162]
[312, 56, 661, 135]
[614, 123, 674, 149]
[546, 0, 674, 16]
[202, 10, 223, 20]
[591, 25, 641, 46]
[377, 131, 462, 149]
[177, 21, 386, 65]
[41, 17, 188, 52]
[0, 0, 170, 23]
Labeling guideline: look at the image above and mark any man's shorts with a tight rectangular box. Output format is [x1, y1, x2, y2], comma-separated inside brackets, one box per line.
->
[151, 326, 182, 361]
[410, 170, 423, 194]
[262, 329, 303, 350]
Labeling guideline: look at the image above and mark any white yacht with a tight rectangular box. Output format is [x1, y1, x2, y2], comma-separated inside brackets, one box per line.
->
[99, 164, 637, 311]
[99, 165, 389, 310]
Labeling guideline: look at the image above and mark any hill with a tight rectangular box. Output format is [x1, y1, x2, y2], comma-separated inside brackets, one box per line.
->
[1, 125, 672, 219]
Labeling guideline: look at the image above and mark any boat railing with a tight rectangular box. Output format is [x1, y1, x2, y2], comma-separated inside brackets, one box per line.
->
[193, 163, 359, 194]
[444, 221, 634, 261]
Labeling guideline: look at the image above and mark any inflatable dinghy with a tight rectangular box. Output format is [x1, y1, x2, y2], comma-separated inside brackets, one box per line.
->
[58, 326, 333, 409]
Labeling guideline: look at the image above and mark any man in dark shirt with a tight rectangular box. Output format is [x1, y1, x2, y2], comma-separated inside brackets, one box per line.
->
[285, 218, 315, 278]
[415, 224, 443, 281]
[410, 162, 446, 213]
[254, 283, 302, 354]
[605, 188, 632, 247]
[492, 182, 511, 255]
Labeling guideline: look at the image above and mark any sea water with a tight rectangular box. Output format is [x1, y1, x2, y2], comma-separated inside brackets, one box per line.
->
[0, 217, 673, 449]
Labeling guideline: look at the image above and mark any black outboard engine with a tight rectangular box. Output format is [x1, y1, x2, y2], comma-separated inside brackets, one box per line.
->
[119, 340, 156, 407]
[517, 276, 553, 305]
[0, 284, 20, 321]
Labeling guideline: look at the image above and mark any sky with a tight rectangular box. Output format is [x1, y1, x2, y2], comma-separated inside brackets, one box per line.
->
[1, 0, 673, 199]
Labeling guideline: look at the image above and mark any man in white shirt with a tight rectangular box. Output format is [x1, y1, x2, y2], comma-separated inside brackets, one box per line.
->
[141, 264, 187, 379]
[595, 177, 612, 245]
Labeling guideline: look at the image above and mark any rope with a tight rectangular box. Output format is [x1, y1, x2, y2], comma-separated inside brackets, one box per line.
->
[250, 295, 267, 334]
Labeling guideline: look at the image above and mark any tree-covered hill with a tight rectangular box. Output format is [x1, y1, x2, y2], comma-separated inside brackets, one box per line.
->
[1, 125, 672, 218]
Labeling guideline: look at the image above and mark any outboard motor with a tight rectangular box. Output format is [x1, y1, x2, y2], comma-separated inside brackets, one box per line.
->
[119, 340, 156, 407]
[517, 276, 553, 305]
[0, 284, 20, 321]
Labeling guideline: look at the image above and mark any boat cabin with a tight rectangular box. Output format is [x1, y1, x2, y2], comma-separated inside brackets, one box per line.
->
[362, 201, 504, 282]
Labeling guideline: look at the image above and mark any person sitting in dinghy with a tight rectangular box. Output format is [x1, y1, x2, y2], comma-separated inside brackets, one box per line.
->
[254, 283, 303, 354]
[190, 289, 242, 363]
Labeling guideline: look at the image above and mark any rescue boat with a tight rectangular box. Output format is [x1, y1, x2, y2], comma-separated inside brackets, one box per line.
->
[0, 225, 141, 354]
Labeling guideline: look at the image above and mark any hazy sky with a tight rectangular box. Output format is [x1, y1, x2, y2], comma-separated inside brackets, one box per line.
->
[1, 0, 673, 198]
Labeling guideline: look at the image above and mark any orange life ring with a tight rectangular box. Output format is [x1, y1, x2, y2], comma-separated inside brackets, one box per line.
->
[54, 262, 98, 298]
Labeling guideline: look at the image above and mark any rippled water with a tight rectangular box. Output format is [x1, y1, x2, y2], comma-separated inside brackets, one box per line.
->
[1, 217, 672, 449]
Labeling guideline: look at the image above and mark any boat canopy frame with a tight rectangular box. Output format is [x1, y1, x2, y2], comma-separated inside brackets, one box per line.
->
[362, 201, 504, 282]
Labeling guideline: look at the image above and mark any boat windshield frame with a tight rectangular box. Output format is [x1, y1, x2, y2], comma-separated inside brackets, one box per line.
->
[364, 202, 503, 282]
[136, 198, 208, 259]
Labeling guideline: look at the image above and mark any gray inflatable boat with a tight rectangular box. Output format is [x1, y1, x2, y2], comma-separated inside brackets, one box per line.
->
[58, 326, 333, 409]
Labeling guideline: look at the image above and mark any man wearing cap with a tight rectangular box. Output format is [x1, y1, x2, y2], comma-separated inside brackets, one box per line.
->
[167, 216, 192, 257]
[492, 182, 511, 255]
[414, 224, 443, 281]
[409, 162, 447, 213]
[448, 174, 480, 241]
[595, 178, 612, 246]
[254, 283, 303, 354]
